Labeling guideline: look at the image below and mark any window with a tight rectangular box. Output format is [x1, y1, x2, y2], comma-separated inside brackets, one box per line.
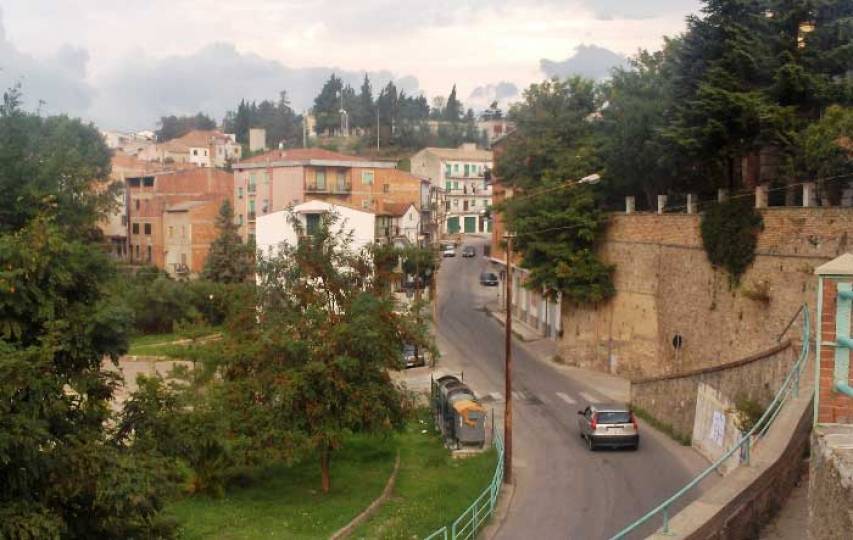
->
[453, 163, 459, 172]
[248, 173, 257, 193]
[238, 214, 244, 225]
[409, 212, 414, 222]
[445, 163, 451, 176]
[238, 187, 244, 199]
[452, 199, 459, 208]
[146, 246, 152, 262]
[316, 169, 326, 190]
[445, 181, 452, 191]
[144, 223, 151, 235]
[305, 213, 321, 236]
[121, 215, 127, 226]
[248, 200, 255, 219]
[132, 223, 139, 234]
[337, 170, 347, 191]
[362, 200, 369, 209]
[361, 170, 374, 185]
[471, 199, 476, 207]
[383, 183, 390, 193]
[142, 177, 154, 187]
[453, 181, 459, 190]
[168, 226, 174, 238]
[445, 201, 450, 211]
[262, 199, 269, 214]
[135, 199, 140, 210]
[193, 149, 198, 156]
[464, 164, 470, 177]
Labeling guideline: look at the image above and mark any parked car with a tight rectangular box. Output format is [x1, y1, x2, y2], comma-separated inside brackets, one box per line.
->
[577, 403, 639, 451]
[442, 245, 456, 257]
[461, 246, 476, 257]
[402, 344, 427, 368]
[479, 271, 499, 286]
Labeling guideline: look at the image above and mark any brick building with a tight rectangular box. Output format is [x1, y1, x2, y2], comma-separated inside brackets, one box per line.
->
[125, 167, 233, 277]
[232, 148, 431, 244]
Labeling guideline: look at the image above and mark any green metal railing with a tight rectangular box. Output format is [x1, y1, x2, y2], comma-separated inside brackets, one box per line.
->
[424, 434, 505, 540]
[611, 305, 811, 539]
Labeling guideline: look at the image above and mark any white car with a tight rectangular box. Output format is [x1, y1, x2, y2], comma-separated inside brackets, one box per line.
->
[442, 245, 456, 257]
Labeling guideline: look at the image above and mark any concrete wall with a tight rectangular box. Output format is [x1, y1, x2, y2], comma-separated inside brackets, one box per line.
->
[631, 341, 795, 443]
[561, 208, 852, 380]
[809, 425, 853, 539]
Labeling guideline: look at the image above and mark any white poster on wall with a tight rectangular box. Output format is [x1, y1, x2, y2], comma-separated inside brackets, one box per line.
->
[709, 410, 726, 447]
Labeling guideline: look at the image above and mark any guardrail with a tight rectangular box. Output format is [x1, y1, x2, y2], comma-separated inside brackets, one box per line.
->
[611, 304, 811, 539]
[424, 434, 505, 540]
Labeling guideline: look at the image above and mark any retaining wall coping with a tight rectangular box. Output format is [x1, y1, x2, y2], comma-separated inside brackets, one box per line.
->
[633, 340, 792, 385]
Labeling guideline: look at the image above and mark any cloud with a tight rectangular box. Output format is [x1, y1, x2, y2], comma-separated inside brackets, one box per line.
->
[540, 44, 629, 81]
[89, 42, 420, 130]
[0, 7, 94, 116]
[582, 0, 702, 20]
[467, 82, 519, 110]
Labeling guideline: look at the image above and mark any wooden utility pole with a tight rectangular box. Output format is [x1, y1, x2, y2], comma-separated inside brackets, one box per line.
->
[504, 233, 514, 484]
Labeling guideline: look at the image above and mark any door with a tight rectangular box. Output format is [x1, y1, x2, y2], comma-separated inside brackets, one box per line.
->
[464, 216, 476, 233]
[447, 217, 460, 234]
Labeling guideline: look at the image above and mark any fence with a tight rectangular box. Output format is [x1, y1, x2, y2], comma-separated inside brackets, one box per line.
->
[611, 305, 811, 539]
[424, 434, 505, 540]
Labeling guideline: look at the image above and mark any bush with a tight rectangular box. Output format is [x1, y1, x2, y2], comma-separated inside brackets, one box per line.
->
[700, 198, 763, 286]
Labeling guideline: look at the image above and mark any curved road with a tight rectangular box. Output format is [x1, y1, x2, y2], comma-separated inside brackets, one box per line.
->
[433, 237, 711, 540]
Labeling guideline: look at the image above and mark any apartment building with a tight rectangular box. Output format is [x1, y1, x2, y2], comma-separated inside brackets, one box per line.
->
[376, 202, 420, 245]
[231, 148, 431, 242]
[410, 143, 493, 235]
[177, 130, 242, 167]
[125, 168, 233, 277]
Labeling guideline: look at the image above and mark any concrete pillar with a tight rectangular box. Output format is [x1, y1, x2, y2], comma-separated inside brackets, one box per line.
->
[717, 188, 728, 203]
[686, 193, 697, 214]
[657, 195, 667, 215]
[755, 184, 769, 209]
[625, 196, 635, 214]
[803, 182, 816, 208]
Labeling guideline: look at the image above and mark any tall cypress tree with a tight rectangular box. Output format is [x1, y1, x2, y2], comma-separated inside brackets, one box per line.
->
[444, 84, 462, 122]
[203, 200, 254, 283]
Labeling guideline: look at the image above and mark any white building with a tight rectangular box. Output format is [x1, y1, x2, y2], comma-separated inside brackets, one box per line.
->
[410, 143, 493, 235]
[256, 200, 376, 260]
[177, 130, 242, 167]
[376, 202, 420, 245]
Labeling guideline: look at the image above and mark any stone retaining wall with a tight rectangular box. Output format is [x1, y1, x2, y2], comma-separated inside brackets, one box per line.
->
[808, 425, 853, 539]
[631, 341, 794, 442]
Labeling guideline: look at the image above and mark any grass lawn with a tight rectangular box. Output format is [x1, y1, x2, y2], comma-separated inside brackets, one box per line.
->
[169, 434, 397, 540]
[127, 332, 180, 355]
[127, 328, 220, 357]
[351, 413, 498, 539]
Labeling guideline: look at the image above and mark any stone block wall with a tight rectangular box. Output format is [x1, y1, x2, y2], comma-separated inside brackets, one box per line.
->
[809, 425, 853, 539]
[560, 208, 852, 380]
[631, 341, 795, 442]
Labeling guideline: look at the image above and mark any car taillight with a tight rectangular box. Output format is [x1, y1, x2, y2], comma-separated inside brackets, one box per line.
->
[590, 415, 597, 431]
[631, 413, 638, 430]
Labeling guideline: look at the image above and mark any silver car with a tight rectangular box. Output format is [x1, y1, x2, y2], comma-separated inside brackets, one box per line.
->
[577, 403, 639, 451]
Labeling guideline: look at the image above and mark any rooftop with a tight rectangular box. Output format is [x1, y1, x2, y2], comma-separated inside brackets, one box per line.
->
[418, 143, 493, 162]
[173, 129, 235, 147]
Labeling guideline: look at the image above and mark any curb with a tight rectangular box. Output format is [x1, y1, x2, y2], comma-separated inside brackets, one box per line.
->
[329, 451, 401, 540]
[481, 479, 516, 540]
[482, 305, 537, 343]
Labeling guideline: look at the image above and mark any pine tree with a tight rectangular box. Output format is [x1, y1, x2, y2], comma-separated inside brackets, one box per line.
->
[203, 200, 254, 283]
[313, 74, 344, 135]
[444, 84, 462, 122]
[353, 74, 375, 130]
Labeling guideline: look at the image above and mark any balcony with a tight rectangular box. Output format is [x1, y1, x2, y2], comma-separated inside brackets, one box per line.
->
[331, 181, 352, 194]
[247, 211, 256, 221]
[305, 183, 329, 193]
[247, 183, 257, 194]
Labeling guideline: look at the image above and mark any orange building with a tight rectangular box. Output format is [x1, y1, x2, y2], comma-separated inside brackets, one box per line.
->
[125, 167, 233, 277]
[232, 148, 431, 244]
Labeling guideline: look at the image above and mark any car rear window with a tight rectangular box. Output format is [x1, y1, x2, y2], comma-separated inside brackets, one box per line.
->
[596, 411, 632, 424]
[482, 273, 496, 279]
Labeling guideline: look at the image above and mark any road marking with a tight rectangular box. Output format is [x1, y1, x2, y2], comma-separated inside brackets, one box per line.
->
[512, 391, 526, 401]
[556, 392, 576, 405]
[578, 391, 596, 403]
[490, 392, 503, 401]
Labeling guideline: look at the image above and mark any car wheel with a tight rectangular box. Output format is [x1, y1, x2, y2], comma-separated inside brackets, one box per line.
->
[632, 440, 640, 451]
[586, 435, 596, 451]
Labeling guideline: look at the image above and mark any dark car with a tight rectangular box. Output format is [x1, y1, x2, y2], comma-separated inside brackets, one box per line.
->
[479, 271, 499, 286]
[401, 344, 427, 368]
[461, 246, 476, 257]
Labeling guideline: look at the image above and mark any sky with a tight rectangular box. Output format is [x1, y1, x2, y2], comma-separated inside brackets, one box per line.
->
[0, 0, 701, 131]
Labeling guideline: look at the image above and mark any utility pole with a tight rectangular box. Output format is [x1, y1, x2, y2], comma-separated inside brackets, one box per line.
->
[376, 109, 380, 152]
[504, 233, 514, 484]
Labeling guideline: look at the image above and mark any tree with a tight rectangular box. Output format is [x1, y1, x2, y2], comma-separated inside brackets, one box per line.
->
[444, 84, 462, 122]
[313, 74, 345, 135]
[203, 200, 255, 284]
[223, 93, 302, 148]
[156, 112, 217, 141]
[228, 213, 428, 493]
[800, 105, 853, 204]
[0, 89, 176, 538]
[496, 77, 614, 304]
[352, 74, 376, 130]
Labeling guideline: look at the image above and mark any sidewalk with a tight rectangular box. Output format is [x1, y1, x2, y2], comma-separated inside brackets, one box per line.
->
[482, 300, 630, 403]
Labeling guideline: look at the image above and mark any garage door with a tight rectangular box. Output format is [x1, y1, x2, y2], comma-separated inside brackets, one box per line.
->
[464, 216, 477, 233]
[447, 217, 460, 234]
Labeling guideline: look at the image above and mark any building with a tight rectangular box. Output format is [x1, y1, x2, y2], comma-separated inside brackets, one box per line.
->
[137, 140, 192, 165]
[232, 148, 402, 241]
[410, 143, 494, 235]
[376, 202, 420, 245]
[477, 119, 514, 147]
[488, 134, 562, 340]
[175, 130, 242, 167]
[101, 130, 155, 155]
[256, 200, 376, 260]
[125, 168, 233, 277]
[162, 200, 223, 277]
[249, 128, 267, 152]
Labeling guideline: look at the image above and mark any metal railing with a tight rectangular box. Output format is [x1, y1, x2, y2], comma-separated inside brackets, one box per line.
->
[424, 434, 505, 540]
[611, 305, 811, 539]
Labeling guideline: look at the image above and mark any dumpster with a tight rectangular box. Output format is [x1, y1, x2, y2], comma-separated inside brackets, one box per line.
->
[452, 399, 486, 447]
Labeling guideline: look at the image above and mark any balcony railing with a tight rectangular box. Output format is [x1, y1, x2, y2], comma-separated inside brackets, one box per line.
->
[332, 182, 352, 194]
[305, 183, 329, 193]
[247, 183, 256, 193]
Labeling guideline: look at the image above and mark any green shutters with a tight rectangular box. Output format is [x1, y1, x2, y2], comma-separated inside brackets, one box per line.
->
[447, 217, 460, 233]
[464, 216, 476, 233]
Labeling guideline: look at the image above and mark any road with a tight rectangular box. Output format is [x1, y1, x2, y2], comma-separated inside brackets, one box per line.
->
[432, 237, 711, 540]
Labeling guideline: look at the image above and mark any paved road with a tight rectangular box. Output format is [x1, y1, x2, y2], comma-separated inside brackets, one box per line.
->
[433, 237, 711, 540]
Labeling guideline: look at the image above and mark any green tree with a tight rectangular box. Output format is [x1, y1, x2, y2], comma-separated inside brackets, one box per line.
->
[497, 77, 614, 304]
[313, 74, 345, 135]
[800, 105, 853, 204]
[353, 74, 376, 130]
[156, 112, 217, 141]
[0, 89, 176, 538]
[203, 200, 255, 284]
[229, 213, 428, 493]
[444, 84, 462, 122]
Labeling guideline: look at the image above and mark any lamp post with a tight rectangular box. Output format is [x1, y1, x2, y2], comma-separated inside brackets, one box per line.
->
[502, 171, 599, 486]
